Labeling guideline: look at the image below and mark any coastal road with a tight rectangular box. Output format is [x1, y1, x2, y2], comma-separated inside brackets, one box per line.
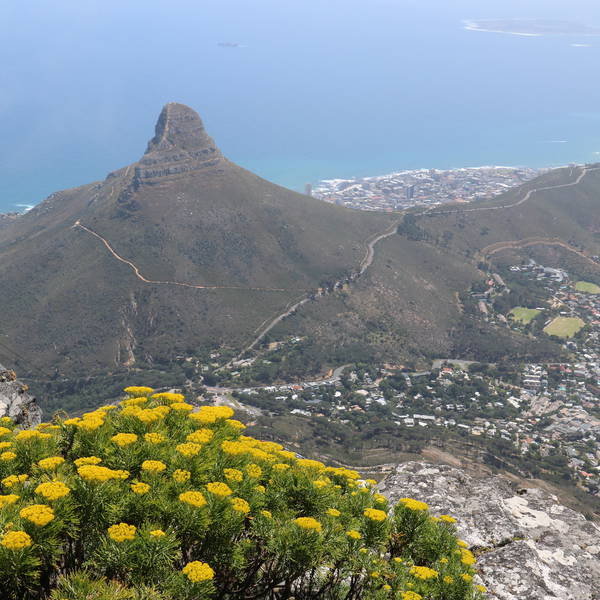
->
[424, 164, 600, 217]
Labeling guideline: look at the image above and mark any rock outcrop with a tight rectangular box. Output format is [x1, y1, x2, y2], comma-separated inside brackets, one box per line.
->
[135, 102, 226, 182]
[379, 462, 600, 600]
[0, 363, 42, 427]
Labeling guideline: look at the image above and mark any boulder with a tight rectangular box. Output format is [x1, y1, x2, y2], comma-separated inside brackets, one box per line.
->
[379, 461, 600, 599]
[0, 363, 42, 427]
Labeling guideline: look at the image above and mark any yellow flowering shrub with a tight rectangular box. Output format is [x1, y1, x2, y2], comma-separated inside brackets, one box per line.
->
[0, 389, 485, 600]
[35, 481, 70, 501]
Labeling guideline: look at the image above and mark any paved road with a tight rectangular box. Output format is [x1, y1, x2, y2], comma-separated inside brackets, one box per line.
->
[206, 363, 352, 395]
[481, 236, 600, 266]
[424, 164, 599, 217]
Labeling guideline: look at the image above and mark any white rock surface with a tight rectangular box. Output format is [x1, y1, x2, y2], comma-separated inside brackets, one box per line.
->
[0, 364, 42, 426]
[379, 462, 600, 600]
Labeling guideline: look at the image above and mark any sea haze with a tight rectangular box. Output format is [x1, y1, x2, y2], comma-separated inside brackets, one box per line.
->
[1, 0, 600, 212]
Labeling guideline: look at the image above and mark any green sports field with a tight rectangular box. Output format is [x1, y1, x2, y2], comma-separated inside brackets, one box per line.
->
[574, 281, 600, 294]
[543, 316, 585, 338]
[509, 307, 541, 324]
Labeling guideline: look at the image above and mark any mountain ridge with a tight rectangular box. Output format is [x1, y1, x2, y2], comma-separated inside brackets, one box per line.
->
[0, 103, 391, 385]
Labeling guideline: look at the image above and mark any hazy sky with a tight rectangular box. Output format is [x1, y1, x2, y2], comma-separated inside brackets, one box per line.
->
[2, 0, 600, 208]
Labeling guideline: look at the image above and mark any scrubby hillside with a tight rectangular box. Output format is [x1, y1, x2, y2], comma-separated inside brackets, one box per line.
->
[0, 103, 390, 378]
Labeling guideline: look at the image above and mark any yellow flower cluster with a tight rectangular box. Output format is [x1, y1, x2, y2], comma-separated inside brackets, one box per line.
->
[439, 514, 457, 523]
[15, 430, 51, 441]
[224, 468, 243, 482]
[35, 481, 71, 500]
[144, 432, 165, 444]
[363, 508, 387, 522]
[141, 460, 166, 473]
[108, 523, 137, 542]
[75, 410, 106, 431]
[121, 397, 148, 407]
[246, 464, 262, 479]
[186, 428, 213, 444]
[20, 504, 55, 526]
[231, 497, 250, 514]
[0, 386, 482, 600]
[149, 529, 166, 538]
[1, 530, 32, 549]
[409, 566, 438, 580]
[295, 517, 322, 532]
[0, 451, 16, 461]
[2, 474, 28, 487]
[124, 386, 154, 396]
[37, 456, 65, 470]
[182, 560, 215, 582]
[399, 498, 429, 511]
[78, 465, 129, 482]
[176, 442, 201, 457]
[122, 405, 171, 424]
[172, 469, 191, 483]
[171, 402, 193, 412]
[189, 405, 234, 424]
[131, 482, 150, 495]
[151, 392, 184, 403]
[297, 459, 325, 471]
[111, 433, 138, 447]
[179, 491, 207, 508]
[206, 482, 233, 497]
[0, 494, 19, 507]
[74, 456, 102, 466]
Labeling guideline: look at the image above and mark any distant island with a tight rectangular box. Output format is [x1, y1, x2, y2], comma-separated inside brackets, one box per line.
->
[464, 19, 600, 37]
[217, 42, 241, 48]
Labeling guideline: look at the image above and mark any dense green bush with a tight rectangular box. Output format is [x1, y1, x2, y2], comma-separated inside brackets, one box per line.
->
[0, 387, 486, 599]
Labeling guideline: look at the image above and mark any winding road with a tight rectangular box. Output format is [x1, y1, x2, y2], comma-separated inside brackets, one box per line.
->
[225, 221, 401, 364]
[424, 164, 599, 217]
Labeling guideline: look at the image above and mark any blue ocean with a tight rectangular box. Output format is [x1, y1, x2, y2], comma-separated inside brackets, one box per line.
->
[1, 0, 600, 212]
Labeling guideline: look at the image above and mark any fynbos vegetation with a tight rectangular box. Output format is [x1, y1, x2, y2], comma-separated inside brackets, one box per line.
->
[0, 387, 484, 599]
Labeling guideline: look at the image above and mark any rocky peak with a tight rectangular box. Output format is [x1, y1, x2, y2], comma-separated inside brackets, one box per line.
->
[379, 462, 600, 600]
[0, 363, 42, 427]
[136, 103, 225, 182]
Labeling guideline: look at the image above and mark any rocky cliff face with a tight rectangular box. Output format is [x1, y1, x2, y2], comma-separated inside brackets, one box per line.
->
[379, 462, 600, 600]
[0, 364, 42, 427]
[135, 102, 226, 182]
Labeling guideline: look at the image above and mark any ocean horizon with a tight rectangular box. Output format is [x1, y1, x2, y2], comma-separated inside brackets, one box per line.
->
[1, 0, 600, 212]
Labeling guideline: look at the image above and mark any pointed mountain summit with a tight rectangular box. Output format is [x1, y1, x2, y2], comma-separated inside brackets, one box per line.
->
[138, 103, 225, 181]
[0, 103, 391, 390]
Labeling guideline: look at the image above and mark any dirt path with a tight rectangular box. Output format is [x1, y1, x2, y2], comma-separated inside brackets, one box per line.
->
[74, 221, 305, 293]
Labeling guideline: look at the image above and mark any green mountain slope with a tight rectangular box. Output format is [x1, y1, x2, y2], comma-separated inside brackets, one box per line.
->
[0, 104, 390, 378]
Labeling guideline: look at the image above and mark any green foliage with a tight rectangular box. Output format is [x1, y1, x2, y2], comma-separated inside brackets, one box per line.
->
[0, 388, 485, 599]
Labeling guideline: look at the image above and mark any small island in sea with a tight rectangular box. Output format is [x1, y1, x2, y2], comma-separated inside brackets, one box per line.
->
[464, 19, 600, 37]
